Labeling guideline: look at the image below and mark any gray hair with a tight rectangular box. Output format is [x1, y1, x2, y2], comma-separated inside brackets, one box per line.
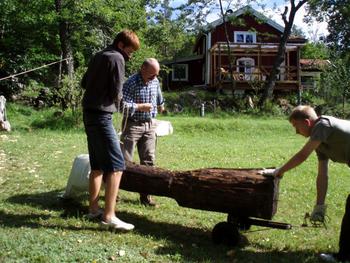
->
[142, 58, 159, 69]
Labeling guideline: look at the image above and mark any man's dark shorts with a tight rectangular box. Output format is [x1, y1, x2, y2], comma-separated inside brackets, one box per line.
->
[83, 110, 125, 173]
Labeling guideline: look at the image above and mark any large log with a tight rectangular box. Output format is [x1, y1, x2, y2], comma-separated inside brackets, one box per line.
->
[121, 162, 280, 220]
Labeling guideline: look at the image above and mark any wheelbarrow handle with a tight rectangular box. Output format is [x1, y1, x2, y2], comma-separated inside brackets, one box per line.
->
[245, 218, 292, 229]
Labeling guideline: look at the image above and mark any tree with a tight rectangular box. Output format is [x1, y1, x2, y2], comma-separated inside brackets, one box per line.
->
[291, 24, 305, 38]
[306, 0, 350, 62]
[175, 0, 258, 109]
[258, 0, 307, 108]
[55, 0, 74, 78]
[0, 0, 150, 101]
[301, 42, 329, 60]
[145, 0, 194, 61]
[319, 58, 350, 117]
[175, 0, 256, 33]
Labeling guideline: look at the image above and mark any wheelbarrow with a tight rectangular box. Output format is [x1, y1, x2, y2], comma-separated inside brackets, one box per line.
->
[121, 162, 291, 246]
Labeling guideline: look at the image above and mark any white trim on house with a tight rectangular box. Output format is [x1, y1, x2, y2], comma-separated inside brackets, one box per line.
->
[205, 32, 211, 85]
[172, 64, 188, 81]
[165, 54, 203, 64]
[301, 71, 321, 89]
[207, 5, 284, 33]
[234, 31, 257, 43]
[209, 42, 305, 52]
[236, 57, 255, 80]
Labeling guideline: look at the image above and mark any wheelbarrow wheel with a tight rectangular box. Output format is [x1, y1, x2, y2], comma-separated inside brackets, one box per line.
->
[227, 214, 252, 231]
[212, 222, 240, 246]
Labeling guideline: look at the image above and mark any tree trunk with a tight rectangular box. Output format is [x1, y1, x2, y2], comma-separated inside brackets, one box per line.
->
[55, 0, 74, 78]
[258, 40, 288, 107]
[258, 0, 307, 108]
[121, 162, 280, 220]
[219, 0, 239, 110]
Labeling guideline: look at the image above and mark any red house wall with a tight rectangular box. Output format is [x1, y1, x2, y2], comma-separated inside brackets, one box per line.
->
[166, 10, 304, 90]
[210, 15, 282, 46]
[164, 59, 204, 90]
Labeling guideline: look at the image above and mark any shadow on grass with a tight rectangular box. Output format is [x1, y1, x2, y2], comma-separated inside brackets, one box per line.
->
[4, 189, 91, 222]
[4, 190, 321, 262]
[30, 114, 83, 130]
[114, 211, 321, 262]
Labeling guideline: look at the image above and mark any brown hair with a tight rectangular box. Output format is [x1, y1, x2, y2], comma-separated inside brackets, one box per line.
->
[289, 105, 318, 122]
[113, 30, 140, 50]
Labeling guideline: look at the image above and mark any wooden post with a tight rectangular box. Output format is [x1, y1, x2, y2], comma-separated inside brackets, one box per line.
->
[297, 47, 302, 104]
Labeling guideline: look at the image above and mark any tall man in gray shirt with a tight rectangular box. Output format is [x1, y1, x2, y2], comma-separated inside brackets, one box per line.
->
[269, 105, 350, 262]
[82, 30, 140, 231]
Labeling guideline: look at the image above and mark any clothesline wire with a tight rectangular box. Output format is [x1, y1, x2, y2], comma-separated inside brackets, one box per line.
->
[0, 57, 72, 81]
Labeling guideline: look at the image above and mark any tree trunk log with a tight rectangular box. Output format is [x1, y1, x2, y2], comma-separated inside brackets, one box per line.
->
[121, 162, 280, 220]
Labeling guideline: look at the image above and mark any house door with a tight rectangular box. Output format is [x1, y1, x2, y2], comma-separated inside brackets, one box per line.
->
[237, 58, 255, 80]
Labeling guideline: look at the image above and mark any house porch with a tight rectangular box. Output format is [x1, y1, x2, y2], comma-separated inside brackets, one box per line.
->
[210, 42, 304, 92]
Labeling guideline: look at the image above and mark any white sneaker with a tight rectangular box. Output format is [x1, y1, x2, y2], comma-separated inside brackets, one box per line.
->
[101, 216, 134, 231]
[319, 253, 338, 262]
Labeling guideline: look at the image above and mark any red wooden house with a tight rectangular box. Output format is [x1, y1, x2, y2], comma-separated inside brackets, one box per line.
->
[162, 5, 307, 94]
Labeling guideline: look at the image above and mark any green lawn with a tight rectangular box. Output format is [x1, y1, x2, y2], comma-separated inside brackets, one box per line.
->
[0, 106, 349, 262]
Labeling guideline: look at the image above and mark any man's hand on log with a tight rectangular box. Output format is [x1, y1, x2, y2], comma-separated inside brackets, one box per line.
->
[259, 167, 282, 177]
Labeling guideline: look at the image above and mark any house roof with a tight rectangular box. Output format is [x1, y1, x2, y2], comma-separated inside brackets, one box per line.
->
[300, 59, 330, 71]
[206, 5, 284, 33]
[193, 5, 306, 52]
[162, 54, 204, 65]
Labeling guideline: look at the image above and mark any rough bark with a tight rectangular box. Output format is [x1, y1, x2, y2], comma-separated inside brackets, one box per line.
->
[258, 0, 307, 108]
[218, 0, 239, 110]
[121, 162, 280, 220]
[55, 0, 74, 78]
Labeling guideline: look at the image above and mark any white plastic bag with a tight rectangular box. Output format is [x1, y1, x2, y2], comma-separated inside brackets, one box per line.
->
[63, 154, 91, 198]
[154, 119, 173, 137]
[0, 120, 11, 131]
[0, 96, 11, 132]
[0, 95, 6, 121]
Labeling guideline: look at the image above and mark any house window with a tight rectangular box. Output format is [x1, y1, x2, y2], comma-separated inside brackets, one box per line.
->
[301, 75, 318, 89]
[234, 31, 256, 43]
[172, 64, 188, 81]
[236, 58, 255, 80]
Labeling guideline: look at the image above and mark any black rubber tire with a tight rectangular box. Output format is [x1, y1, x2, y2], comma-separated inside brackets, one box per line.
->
[212, 221, 240, 246]
[227, 214, 252, 231]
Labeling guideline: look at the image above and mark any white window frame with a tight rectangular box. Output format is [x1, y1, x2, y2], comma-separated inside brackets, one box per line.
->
[234, 31, 257, 43]
[172, 64, 188, 81]
[236, 57, 255, 80]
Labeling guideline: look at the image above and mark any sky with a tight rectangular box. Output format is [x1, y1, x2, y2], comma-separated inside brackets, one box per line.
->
[170, 0, 328, 42]
[251, 1, 329, 41]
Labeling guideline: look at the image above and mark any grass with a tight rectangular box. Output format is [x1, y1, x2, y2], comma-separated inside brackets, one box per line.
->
[0, 104, 349, 262]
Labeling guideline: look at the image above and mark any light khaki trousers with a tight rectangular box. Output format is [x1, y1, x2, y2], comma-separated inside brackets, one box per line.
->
[121, 119, 157, 166]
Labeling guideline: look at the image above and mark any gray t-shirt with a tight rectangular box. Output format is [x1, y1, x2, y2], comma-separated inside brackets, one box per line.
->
[310, 116, 350, 163]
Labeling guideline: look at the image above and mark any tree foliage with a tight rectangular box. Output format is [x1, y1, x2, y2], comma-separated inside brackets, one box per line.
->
[301, 42, 330, 59]
[319, 58, 350, 115]
[144, 0, 195, 61]
[175, 0, 258, 32]
[306, 0, 350, 61]
[0, 0, 152, 99]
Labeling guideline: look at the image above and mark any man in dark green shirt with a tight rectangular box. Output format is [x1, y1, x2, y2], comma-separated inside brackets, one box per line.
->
[269, 105, 350, 262]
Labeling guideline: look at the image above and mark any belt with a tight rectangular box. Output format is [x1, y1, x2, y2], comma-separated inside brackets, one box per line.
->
[84, 108, 112, 114]
[127, 118, 152, 123]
